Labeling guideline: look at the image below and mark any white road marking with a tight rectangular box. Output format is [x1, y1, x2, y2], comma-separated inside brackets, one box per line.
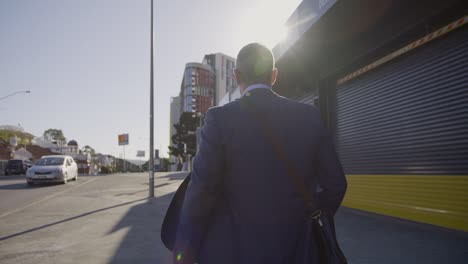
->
[0, 178, 99, 219]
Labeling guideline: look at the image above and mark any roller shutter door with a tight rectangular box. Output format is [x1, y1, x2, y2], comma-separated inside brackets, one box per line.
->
[336, 28, 468, 175]
[298, 93, 316, 105]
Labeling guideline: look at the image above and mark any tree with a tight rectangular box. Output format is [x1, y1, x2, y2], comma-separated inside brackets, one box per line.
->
[168, 124, 186, 158]
[168, 112, 200, 160]
[43, 129, 66, 145]
[0, 129, 33, 145]
[82, 145, 95, 155]
[160, 158, 170, 172]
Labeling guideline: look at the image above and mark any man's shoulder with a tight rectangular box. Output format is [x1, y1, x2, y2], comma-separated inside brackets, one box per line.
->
[206, 99, 241, 116]
[275, 94, 321, 116]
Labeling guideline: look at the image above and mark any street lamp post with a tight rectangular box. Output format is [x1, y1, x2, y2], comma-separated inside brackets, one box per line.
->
[149, 0, 155, 198]
[0, 90, 31, 101]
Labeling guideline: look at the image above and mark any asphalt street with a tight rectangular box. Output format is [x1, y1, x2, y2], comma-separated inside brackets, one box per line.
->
[0, 172, 467, 264]
[0, 175, 99, 219]
[0, 172, 180, 264]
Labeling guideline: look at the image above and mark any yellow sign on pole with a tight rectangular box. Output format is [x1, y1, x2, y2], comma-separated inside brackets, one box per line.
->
[118, 134, 129, 146]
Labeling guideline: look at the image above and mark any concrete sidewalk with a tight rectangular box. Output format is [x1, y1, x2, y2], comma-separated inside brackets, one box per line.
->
[335, 208, 468, 264]
[0, 172, 466, 264]
[108, 173, 468, 264]
[116, 172, 468, 264]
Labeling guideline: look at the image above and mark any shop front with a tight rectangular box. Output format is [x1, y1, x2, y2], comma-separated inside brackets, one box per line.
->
[273, 0, 468, 231]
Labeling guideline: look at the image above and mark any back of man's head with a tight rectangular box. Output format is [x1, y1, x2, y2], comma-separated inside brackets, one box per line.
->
[235, 43, 275, 86]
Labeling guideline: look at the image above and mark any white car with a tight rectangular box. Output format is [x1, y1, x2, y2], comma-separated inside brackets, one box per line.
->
[26, 155, 78, 185]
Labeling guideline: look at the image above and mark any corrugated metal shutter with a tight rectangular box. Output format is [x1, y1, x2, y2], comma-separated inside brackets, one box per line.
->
[298, 93, 316, 105]
[336, 28, 468, 175]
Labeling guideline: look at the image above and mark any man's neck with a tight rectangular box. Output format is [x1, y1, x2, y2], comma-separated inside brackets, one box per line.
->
[241, 84, 271, 97]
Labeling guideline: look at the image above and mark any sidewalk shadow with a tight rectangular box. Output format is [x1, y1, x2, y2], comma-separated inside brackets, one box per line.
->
[0, 198, 148, 241]
[160, 172, 188, 181]
[0, 182, 58, 190]
[108, 192, 176, 264]
[116, 183, 170, 196]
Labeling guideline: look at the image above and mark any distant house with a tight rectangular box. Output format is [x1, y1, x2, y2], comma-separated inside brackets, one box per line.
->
[12, 145, 55, 161]
[0, 139, 55, 162]
[32, 137, 79, 155]
[61, 140, 90, 174]
[32, 138, 91, 174]
[64, 140, 79, 155]
[23, 145, 56, 160]
[12, 147, 32, 160]
[0, 141, 54, 175]
[0, 129, 94, 176]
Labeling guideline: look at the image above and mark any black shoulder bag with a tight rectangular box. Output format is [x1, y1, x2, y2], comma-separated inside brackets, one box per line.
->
[161, 173, 191, 251]
[243, 99, 347, 264]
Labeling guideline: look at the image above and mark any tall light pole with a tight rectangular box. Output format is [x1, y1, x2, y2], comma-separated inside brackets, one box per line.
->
[149, 0, 155, 198]
[0, 90, 30, 101]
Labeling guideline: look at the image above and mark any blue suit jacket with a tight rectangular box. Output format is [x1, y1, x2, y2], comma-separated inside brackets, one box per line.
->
[174, 89, 347, 264]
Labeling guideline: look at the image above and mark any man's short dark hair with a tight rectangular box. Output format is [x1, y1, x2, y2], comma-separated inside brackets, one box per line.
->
[235, 43, 275, 86]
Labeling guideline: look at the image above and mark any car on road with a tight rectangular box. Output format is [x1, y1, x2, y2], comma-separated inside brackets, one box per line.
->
[4, 159, 32, 175]
[26, 155, 78, 185]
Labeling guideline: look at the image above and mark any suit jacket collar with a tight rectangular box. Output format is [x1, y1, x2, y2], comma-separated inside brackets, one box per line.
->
[242, 87, 278, 98]
[242, 84, 271, 97]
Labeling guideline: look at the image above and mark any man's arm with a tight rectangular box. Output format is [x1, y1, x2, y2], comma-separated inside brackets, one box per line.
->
[317, 127, 347, 216]
[173, 108, 225, 264]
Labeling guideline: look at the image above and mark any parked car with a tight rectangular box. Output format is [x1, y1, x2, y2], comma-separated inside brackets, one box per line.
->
[4, 159, 32, 175]
[26, 155, 78, 185]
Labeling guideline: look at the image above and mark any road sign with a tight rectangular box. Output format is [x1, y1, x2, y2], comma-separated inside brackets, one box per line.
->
[118, 134, 129, 145]
[136, 150, 145, 157]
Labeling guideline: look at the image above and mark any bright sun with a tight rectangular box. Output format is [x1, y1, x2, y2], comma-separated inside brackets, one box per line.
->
[237, 1, 300, 49]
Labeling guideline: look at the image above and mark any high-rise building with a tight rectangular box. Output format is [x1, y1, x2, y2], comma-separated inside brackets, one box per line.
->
[170, 53, 237, 169]
[203, 53, 237, 106]
[180, 63, 216, 114]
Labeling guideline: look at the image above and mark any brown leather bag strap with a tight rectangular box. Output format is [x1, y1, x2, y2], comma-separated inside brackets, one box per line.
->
[242, 99, 320, 218]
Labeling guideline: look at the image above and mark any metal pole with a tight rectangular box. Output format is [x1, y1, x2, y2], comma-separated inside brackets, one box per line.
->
[123, 145, 126, 172]
[149, 0, 155, 198]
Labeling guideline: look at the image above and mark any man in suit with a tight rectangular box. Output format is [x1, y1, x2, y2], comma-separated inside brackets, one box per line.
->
[174, 43, 347, 264]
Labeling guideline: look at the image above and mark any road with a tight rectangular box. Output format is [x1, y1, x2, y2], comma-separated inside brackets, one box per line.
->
[0, 172, 183, 264]
[0, 172, 467, 264]
[0, 175, 99, 219]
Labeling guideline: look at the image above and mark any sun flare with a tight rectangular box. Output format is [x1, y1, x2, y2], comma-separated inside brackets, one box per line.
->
[237, 1, 300, 49]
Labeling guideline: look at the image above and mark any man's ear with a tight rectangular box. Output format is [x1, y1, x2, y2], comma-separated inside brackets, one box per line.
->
[234, 69, 242, 86]
[271, 68, 278, 86]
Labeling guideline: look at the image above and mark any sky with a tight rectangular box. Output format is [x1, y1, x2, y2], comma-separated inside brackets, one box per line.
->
[0, 0, 302, 160]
